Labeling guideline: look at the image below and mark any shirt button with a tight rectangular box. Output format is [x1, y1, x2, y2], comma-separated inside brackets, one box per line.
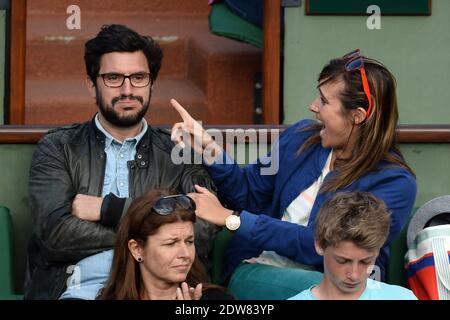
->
[140, 161, 146, 166]
[137, 154, 143, 159]
[120, 182, 124, 187]
[120, 154, 124, 158]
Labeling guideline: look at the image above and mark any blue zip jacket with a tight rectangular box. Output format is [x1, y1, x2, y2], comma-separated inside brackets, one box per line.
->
[205, 119, 417, 281]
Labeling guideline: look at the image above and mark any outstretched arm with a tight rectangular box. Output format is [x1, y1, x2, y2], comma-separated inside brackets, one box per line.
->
[188, 185, 321, 265]
[170, 98, 222, 164]
[171, 98, 280, 212]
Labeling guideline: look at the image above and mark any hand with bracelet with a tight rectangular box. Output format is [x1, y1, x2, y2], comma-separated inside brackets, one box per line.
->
[188, 185, 241, 232]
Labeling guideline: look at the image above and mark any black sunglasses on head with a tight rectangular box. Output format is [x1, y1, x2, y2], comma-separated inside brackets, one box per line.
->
[152, 194, 196, 216]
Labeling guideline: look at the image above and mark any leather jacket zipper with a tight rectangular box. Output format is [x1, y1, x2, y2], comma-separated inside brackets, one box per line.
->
[128, 161, 136, 199]
[98, 151, 107, 196]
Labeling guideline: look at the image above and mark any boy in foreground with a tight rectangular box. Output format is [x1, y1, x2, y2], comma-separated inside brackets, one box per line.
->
[289, 192, 417, 300]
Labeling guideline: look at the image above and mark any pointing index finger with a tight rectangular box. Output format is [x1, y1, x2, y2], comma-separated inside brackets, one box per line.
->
[170, 98, 192, 122]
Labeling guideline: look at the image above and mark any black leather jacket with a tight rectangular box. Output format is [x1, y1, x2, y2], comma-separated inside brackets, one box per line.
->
[24, 118, 218, 299]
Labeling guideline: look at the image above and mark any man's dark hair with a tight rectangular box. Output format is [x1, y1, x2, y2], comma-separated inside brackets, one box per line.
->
[84, 24, 163, 85]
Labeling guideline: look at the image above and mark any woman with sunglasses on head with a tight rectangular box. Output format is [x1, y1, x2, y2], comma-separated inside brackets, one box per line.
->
[170, 49, 416, 299]
[98, 189, 234, 300]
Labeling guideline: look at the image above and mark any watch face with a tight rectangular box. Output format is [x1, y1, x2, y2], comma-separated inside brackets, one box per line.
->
[226, 214, 241, 231]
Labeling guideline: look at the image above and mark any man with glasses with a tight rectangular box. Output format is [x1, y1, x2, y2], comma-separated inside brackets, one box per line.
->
[24, 24, 218, 300]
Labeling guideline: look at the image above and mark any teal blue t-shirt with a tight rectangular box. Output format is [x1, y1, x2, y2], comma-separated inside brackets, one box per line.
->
[289, 279, 417, 300]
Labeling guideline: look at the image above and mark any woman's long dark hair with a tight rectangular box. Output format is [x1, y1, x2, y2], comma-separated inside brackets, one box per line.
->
[99, 189, 213, 300]
[300, 55, 414, 192]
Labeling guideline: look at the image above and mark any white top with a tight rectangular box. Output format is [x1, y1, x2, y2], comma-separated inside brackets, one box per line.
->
[246, 152, 333, 268]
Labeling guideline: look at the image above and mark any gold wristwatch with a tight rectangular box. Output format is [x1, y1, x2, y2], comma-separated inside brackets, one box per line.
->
[225, 211, 241, 232]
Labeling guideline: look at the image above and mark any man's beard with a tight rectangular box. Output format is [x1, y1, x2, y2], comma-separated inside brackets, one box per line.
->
[96, 87, 150, 127]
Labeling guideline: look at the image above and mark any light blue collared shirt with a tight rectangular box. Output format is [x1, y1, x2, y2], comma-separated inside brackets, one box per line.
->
[288, 279, 417, 300]
[60, 115, 148, 300]
[95, 114, 148, 197]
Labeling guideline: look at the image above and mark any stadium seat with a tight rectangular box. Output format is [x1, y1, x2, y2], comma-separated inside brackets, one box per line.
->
[0, 205, 23, 300]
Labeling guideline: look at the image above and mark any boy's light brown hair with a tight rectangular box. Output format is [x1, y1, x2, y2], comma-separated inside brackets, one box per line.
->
[315, 191, 390, 251]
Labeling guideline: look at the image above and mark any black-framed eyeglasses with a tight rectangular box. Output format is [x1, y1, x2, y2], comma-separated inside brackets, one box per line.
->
[152, 195, 196, 216]
[97, 72, 152, 88]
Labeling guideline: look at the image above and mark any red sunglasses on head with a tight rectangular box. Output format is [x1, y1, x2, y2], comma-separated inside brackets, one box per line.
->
[342, 49, 373, 118]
